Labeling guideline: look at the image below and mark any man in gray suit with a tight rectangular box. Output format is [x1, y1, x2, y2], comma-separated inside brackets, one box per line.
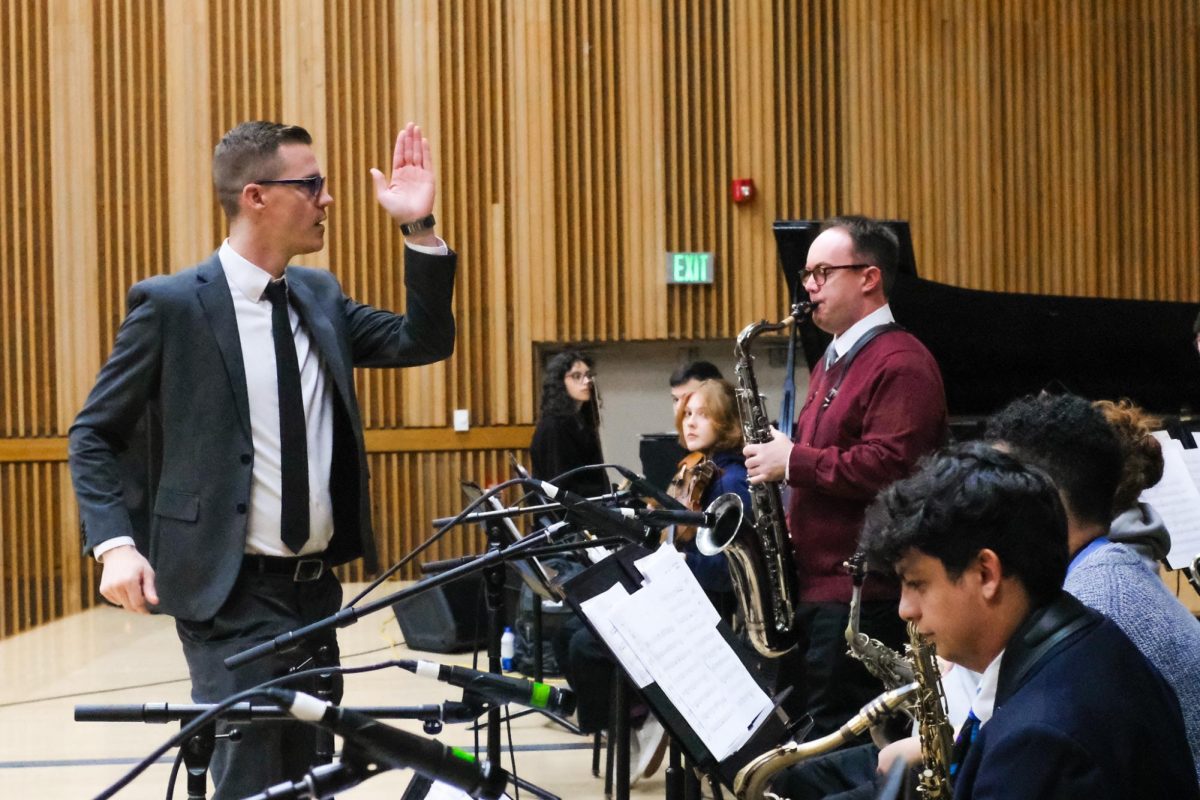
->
[69, 120, 456, 797]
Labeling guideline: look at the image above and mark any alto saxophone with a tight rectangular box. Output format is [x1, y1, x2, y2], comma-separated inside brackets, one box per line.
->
[733, 682, 920, 799]
[698, 302, 811, 658]
[908, 621, 954, 798]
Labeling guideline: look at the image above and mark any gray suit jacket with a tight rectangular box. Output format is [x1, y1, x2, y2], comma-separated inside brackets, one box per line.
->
[69, 248, 456, 620]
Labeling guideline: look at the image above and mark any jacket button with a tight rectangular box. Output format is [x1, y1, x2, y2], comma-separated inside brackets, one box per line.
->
[240, 454, 251, 465]
[236, 503, 247, 514]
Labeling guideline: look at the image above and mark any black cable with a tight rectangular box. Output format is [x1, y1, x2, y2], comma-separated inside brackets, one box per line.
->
[344, 477, 528, 608]
[505, 704, 520, 800]
[164, 745, 185, 800]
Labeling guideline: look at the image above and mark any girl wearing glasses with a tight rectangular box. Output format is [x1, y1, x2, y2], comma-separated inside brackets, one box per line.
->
[530, 350, 609, 497]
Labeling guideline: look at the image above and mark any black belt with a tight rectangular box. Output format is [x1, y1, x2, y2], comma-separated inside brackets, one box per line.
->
[242, 553, 330, 582]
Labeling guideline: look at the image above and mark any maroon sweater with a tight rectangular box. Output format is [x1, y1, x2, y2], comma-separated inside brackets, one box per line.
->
[786, 329, 947, 603]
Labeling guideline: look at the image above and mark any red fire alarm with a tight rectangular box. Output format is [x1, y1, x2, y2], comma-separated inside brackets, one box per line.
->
[731, 178, 755, 204]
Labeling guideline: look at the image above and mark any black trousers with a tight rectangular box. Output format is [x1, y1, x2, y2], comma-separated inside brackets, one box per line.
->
[773, 742, 880, 800]
[175, 568, 342, 800]
[773, 600, 908, 739]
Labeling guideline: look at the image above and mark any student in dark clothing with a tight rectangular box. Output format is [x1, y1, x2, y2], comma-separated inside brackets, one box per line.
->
[530, 350, 608, 497]
[858, 443, 1197, 799]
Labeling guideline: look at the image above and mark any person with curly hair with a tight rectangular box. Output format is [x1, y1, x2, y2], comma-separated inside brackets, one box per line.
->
[986, 392, 1200, 781]
[529, 350, 609, 497]
[1094, 399, 1171, 570]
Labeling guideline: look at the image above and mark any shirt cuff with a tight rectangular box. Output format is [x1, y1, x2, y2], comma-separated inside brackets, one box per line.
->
[405, 238, 449, 256]
[94, 536, 136, 562]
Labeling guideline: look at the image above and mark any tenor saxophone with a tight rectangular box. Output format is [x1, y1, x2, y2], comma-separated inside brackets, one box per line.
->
[844, 552, 915, 690]
[697, 302, 811, 658]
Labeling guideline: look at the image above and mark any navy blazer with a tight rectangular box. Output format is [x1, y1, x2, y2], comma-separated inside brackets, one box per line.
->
[69, 248, 456, 621]
[954, 593, 1199, 799]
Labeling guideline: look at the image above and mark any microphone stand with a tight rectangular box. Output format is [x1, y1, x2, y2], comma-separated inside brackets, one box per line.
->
[77, 702, 487, 800]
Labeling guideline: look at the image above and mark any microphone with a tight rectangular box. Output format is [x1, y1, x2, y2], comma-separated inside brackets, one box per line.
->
[241, 761, 365, 800]
[618, 507, 713, 527]
[401, 660, 576, 717]
[265, 689, 509, 800]
[536, 480, 651, 544]
[608, 465, 687, 511]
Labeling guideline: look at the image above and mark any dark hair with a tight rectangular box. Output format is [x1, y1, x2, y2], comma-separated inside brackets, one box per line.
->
[984, 393, 1122, 527]
[669, 360, 723, 387]
[213, 121, 313, 219]
[821, 215, 900, 295]
[539, 350, 599, 426]
[674, 379, 744, 452]
[859, 442, 1069, 607]
[1094, 399, 1164, 512]
[1193, 308, 1200, 337]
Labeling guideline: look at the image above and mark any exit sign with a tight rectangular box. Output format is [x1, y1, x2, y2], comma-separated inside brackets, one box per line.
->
[666, 252, 715, 284]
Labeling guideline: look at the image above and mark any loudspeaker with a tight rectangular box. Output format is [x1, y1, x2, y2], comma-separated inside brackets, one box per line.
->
[392, 573, 489, 654]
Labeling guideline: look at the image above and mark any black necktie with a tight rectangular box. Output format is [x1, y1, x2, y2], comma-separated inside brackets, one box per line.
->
[265, 279, 309, 553]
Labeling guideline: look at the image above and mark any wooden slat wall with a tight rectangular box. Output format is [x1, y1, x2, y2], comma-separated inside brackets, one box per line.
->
[840, 0, 1200, 297]
[2, 0, 1198, 637]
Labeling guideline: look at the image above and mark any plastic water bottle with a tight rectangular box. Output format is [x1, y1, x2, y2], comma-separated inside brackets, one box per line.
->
[500, 626, 515, 672]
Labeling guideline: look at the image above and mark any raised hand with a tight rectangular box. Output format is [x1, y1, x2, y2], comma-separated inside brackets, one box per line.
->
[370, 122, 436, 228]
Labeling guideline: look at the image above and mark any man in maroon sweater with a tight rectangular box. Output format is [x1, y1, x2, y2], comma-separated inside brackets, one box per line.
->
[745, 215, 947, 737]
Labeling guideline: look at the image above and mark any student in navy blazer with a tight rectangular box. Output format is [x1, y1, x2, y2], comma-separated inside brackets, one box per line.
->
[69, 121, 456, 797]
[858, 443, 1198, 800]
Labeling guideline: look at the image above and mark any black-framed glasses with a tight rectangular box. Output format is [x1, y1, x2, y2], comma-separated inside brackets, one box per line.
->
[254, 174, 326, 199]
[566, 371, 596, 383]
[800, 263, 871, 287]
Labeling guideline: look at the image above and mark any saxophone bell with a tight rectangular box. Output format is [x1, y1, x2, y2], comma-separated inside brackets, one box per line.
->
[693, 493, 746, 556]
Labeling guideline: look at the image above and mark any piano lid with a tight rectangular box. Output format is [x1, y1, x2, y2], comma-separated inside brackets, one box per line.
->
[774, 220, 1200, 417]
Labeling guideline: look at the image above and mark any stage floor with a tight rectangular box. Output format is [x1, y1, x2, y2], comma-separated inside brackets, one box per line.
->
[0, 583, 676, 799]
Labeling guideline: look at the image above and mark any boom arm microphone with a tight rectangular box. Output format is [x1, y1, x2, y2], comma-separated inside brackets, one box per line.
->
[536, 480, 651, 544]
[401, 660, 576, 717]
[608, 464, 687, 511]
[266, 689, 509, 800]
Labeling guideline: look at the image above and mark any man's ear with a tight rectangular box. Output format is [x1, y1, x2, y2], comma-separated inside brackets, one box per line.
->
[860, 265, 883, 293]
[976, 548, 1004, 600]
[241, 183, 267, 212]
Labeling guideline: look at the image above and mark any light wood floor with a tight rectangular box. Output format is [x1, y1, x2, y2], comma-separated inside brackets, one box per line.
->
[0, 584, 671, 799]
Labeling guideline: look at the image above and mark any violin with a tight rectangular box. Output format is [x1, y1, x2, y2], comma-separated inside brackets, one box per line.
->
[664, 451, 719, 544]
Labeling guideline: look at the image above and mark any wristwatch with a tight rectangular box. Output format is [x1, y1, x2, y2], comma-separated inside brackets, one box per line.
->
[399, 213, 436, 237]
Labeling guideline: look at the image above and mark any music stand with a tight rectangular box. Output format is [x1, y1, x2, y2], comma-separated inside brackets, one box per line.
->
[561, 545, 798, 798]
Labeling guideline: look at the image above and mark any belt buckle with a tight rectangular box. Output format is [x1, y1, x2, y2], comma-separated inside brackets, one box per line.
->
[293, 558, 325, 582]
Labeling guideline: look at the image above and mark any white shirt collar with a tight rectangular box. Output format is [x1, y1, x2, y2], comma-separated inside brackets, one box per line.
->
[830, 303, 895, 361]
[219, 239, 278, 303]
[970, 649, 1005, 727]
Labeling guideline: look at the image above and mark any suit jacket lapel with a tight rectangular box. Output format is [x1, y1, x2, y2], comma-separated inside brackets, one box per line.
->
[194, 255, 253, 442]
[285, 271, 355, 412]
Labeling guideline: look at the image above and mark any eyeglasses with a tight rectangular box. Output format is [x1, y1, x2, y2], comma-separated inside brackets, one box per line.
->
[254, 174, 326, 199]
[800, 263, 871, 287]
[566, 371, 596, 383]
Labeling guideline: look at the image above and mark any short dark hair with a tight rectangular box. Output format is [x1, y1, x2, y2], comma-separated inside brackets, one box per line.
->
[669, 360, 723, 387]
[213, 121, 313, 219]
[859, 442, 1069, 607]
[984, 393, 1122, 527]
[821, 215, 900, 295]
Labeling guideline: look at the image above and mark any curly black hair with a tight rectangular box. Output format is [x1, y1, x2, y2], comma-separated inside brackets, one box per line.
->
[859, 441, 1069, 608]
[539, 350, 600, 426]
[983, 393, 1122, 528]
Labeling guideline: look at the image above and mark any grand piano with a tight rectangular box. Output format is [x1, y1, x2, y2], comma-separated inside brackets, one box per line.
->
[773, 220, 1200, 428]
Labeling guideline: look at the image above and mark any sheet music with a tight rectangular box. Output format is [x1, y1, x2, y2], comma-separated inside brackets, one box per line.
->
[580, 583, 655, 687]
[582, 544, 773, 760]
[424, 782, 511, 800]
[1141, 432, 1200, 569]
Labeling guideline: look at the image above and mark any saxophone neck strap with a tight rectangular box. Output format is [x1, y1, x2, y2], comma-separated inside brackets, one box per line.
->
[820, 323, 905, 409]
